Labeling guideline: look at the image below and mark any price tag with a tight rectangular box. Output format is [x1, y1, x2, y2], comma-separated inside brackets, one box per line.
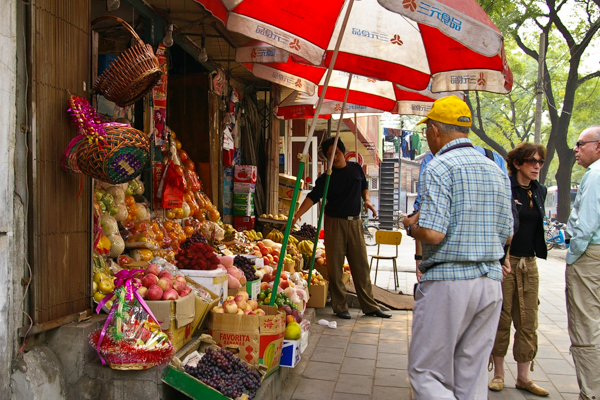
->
[218, 244, 227, 251]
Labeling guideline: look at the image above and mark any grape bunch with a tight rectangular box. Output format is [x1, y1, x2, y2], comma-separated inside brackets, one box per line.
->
[181, 231, 208, 249]
[294, 223, 317, 239]
[184, 347, 262, 399]
[233, 255, 259, 282]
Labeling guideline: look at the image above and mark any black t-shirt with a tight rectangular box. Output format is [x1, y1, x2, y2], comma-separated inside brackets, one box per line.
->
[306, 162, 367, 218]
[511, 185, 542, 257]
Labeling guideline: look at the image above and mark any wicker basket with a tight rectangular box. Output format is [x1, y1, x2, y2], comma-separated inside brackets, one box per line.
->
[76, 122, 149, 184]
[92, 16, 162, 107]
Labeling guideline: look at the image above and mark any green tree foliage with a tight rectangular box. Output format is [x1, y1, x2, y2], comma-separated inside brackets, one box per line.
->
[473, 0, 600, 221]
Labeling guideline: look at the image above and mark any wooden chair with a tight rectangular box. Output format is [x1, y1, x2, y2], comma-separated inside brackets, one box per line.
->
[369, 230, 403, 290]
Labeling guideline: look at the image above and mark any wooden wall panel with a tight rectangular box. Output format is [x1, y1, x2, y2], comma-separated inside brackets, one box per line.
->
[29, 0, 91, 325]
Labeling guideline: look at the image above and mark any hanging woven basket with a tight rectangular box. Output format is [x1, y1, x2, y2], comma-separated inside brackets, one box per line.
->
[76, 122, 150, 184]
[92, 16, 162, 107]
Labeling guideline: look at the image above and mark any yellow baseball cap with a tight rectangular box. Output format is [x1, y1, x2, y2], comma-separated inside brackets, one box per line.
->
[418, 95, 472, 127]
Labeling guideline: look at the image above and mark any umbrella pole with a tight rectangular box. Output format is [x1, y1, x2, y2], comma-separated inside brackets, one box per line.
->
[270, 0, 355, 307]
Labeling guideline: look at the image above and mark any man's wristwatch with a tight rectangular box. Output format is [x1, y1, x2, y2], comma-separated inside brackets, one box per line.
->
[414, 254, 422, 260]
[406, 224, 416, 237]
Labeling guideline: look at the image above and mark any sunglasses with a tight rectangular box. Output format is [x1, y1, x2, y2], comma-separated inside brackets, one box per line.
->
[575, 140, 600, 148]
[523, 158, 544, 167]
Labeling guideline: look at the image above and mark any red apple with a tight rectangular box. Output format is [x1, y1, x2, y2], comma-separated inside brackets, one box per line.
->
[212, 306, 224, 313]
[243, 308, 253, 315]
[146, 264, 161, 277]
[234, 293, 248, 309]
[263, 273, 273, 283]
[173, 280, 187, 294]
[255, 308, 265, 316]
[223, 298, 238, 314]
[162, 288, 179, 300]
[175, 275, 187, 284]
[137, 286, 148, 298]
[142, 274, 158, 288]
[157, 277, 173, 291]
[261, 281, 270, 291]
[260, 247, 269, 256]
[247, 299, 258, 311]
[280, 280, 290, 289]
[180, 287, 192, 298]
[145, 284, 163, 300]
[158, 270, 174, 280]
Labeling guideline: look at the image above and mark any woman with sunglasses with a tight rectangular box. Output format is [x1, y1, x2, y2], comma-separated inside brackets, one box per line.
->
[489, 142, 550, 396]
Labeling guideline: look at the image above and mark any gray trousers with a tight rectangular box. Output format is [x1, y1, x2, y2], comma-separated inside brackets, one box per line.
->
[566, 243, 600, 400]
[409, 276, 502, 400]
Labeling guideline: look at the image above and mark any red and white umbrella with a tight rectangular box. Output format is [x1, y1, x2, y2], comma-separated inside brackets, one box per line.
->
[194, 0, 512, 94]
[238, 50, 464, 113]
[276, 90, 385, 120]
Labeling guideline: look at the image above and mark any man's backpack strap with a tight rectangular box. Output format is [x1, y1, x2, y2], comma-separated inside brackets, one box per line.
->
[484, 148, 494, 161]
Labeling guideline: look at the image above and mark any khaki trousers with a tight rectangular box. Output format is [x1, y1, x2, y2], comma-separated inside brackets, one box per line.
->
[323, 216, 379, 314]
[566, 243, 600, 400]
[492, 256, 539, 363]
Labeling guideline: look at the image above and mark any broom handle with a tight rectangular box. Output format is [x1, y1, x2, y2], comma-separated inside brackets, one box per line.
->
[91, 15, 143, 43]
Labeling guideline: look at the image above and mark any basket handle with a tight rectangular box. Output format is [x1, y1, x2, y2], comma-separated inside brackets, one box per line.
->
[91, 15, 142, 44]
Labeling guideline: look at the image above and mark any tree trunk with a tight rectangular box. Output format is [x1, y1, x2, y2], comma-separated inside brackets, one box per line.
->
[554, 144, 575, 222]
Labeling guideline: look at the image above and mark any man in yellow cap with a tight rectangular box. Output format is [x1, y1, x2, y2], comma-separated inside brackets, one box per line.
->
[403, 95, 514, 399]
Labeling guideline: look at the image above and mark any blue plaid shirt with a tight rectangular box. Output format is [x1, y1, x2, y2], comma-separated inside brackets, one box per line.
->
[418, 138, 513, 282]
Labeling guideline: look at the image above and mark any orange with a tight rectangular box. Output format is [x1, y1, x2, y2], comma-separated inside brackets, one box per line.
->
[178, 232, 187, 243]
[184, 226, 195, 237]
[125, 195, 135, 206]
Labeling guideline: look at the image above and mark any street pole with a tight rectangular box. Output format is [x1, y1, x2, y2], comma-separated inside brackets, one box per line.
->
[534, 31, 546, 144]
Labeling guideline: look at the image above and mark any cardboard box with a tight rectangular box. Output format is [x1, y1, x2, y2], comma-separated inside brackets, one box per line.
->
[278, 198, 300, 216]
[233, 182, 256, 193]
[234, 215, 255, 231]
[209, 305, 286, 376]
[342, 272, 351, 286]
[233, 192, 254, 205]
[234, 165, 257, 183]
[145, 292, 196, 352]
[183, 269, 229, 305]
[280, 339, 301, 368]
[162, 336, 256, 400]
[185, 278, 220, 333]
[306, 282, 328, 308]
[300, 330, 309, 354]
[233, 203, 254, 216]
[227, 279, 260, 301]
[279, 174, 304, 200]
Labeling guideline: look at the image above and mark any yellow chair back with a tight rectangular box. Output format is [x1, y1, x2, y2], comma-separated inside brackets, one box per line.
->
[375, 230, 402, 246]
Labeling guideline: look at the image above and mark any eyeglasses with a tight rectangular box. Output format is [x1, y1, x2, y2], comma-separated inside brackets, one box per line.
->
[575, 140, 599, 148]
[523, 158, 544, 167]
[421, 124, 433, 138]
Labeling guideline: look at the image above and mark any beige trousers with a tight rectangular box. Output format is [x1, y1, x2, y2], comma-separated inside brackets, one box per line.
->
[566, 243, 600, 400]
[492, 256, 539, 363]
[323, 216, 379, 314]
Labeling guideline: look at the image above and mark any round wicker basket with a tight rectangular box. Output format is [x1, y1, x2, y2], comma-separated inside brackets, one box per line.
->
[92, 16, 162, 107]
[76, 123, 149, 184]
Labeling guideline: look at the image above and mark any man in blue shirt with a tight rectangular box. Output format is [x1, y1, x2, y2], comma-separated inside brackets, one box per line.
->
[565, 126, 600, 400]
[403, 96, 513, 399]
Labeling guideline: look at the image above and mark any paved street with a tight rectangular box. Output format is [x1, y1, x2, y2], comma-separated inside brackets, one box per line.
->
[279, 236, 579, 399]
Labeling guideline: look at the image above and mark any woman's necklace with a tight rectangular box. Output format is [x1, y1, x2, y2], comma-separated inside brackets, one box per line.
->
[520, 183, 533, 209]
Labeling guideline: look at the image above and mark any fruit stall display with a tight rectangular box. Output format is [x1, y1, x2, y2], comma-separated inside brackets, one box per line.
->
[87, 129, 327, 378]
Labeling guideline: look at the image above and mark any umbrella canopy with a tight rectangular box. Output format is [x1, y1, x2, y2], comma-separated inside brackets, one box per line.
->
[276, 90, 384, 120]
[239, 49, 465, 113]
[194, 0, 513, 93]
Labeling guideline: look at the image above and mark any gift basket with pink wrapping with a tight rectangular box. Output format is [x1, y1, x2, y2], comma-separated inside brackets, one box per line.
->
[89, 269, 175, 370]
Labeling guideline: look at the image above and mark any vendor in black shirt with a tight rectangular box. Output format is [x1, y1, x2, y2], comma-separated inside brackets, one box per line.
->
[292, 137, 391, 319]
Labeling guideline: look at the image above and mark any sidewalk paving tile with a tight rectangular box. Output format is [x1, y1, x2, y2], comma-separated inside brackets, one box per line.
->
[292, 378, 336, 400]
[302, 361, 341, 381]
[310, 346, 346, 364]
[339, 357, 376, 376]
[374, 367, 410, 387]
[349, 332, 379, 344]
[334, 374, 373, 395]
[345, 343, 378, 360]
